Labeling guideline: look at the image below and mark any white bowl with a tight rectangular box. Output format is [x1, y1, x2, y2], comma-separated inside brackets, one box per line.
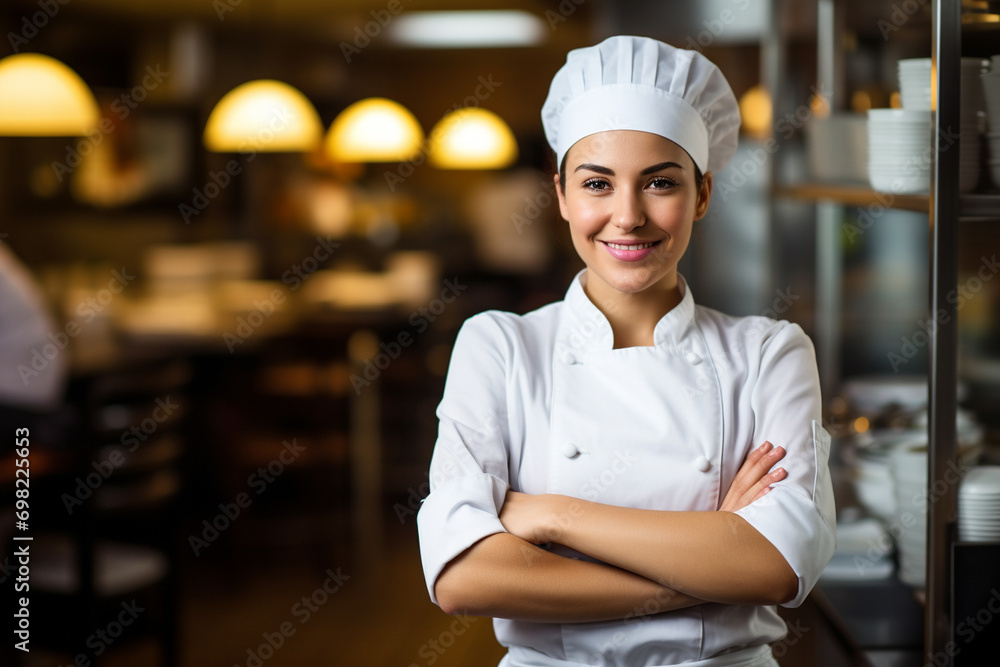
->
[869, 156, 932, 168]
[867, 127, 934, 135]
[867, 153, 931, 161]
[870, 171, 929, 194]
[891, 443, 930, 587]
[867, 119, 932, 128]
[868, 122, 934, 130]
[899, 57, 986, 114]
[899, 57, 986, 71]
[868, 108, 932, 121]
[962, 466, 1000, 493]
[868, 138, 933, 147]
[867, 136, 932, 147]
[867, 141, 931, 150]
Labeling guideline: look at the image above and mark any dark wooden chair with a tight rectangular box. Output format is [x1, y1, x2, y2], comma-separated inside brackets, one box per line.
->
[24, 358, 192, 666]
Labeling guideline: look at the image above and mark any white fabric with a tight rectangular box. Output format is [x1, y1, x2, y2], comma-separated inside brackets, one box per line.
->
[541, 36, 741, 174]
[0, 243, 66, 408]
[502, 643, 778, 667]
[417, 268, 836, 667]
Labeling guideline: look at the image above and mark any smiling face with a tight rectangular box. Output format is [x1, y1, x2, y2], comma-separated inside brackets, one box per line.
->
[555, 130, 712, 300]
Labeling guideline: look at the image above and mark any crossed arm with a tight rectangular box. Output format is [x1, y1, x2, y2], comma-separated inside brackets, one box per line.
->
[434, 441, 797, 621]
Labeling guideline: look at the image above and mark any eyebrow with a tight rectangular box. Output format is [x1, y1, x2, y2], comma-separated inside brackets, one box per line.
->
[573, 161, 685, 176]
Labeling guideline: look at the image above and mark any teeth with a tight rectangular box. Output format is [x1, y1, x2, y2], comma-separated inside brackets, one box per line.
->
[606, 242, 656, 250]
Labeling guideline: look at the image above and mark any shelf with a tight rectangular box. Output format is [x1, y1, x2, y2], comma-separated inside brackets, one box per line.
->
[774, 182, 1000, 218]
[960, 193, 1000, 218]
[774, 183, 928, 212]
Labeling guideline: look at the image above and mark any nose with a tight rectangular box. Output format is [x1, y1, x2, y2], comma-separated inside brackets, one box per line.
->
[612, 190, 645, 232]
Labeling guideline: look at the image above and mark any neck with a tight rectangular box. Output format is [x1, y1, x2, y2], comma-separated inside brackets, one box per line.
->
[582, 270, 683, 349]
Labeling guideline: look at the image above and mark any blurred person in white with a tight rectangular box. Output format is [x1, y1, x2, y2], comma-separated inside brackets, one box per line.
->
[0, 241, 68, 450]
[417, 36, 836, 667]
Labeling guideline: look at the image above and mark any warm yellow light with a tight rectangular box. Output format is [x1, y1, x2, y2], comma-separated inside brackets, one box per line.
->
[428, 108, 517, 169]
[854, 416, 870, 434]
[738, 85, 772, 138]
[326, 98, 424, 162]
[809, 92, 831, 119]
[0, 53, 99, 136]
[889, 92, 903, 109]
[204, 79, 322, 152]
[851, 90, 873, 113]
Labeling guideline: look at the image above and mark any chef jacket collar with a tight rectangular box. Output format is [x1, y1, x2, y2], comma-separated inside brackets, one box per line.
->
[560, 267, 697, 351]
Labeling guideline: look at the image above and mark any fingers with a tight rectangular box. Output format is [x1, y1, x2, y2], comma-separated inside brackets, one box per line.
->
[744, 441, 771, 466]
[723, 443, 789, 512]
[750, 445, 786, 481]
[732, 442, 785, 493]
[729, 443, 765, 489]
[749, 467, 787, 503]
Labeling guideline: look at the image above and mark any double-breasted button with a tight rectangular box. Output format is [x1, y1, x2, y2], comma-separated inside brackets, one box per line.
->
[559, 348, 579, 365]
[561, 442, 581, 458]
[685, 351, 703, 365]
[693, 456, 711, 472]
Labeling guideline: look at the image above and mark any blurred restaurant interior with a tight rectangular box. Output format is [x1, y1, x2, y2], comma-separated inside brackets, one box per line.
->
[0, 0, 999, 665]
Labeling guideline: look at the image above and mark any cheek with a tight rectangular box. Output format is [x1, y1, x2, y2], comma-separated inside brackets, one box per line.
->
[653, 199, 696, 235]
[566, 201, 605, 240]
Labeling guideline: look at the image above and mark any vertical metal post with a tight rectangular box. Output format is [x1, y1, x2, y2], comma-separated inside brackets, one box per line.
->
[815, 204, 842, 400]
[815, 0, 843, 400]
[928, 0, 960, 660]
[762, 0, 781, 303]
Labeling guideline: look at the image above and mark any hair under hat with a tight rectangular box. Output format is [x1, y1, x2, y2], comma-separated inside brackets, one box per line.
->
[541, 35, 741, 175]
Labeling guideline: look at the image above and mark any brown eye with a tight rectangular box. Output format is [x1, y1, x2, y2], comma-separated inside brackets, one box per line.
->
[582, 178, 611, 191]
[648, 177, 678, 190]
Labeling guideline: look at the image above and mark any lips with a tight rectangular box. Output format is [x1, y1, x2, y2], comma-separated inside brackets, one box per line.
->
[600, 239, 662, 262]
[602, 241, 659, 250]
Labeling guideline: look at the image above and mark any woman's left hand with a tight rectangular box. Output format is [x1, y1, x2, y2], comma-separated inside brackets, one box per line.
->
[718, 440, 787, 512]
[500, 491, 572, 544]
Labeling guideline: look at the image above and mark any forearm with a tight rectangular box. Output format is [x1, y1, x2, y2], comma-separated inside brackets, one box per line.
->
[434, 532, 703, 622]
[549, 498, 797, 605]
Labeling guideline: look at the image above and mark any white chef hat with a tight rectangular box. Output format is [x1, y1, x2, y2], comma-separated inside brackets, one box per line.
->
[541, 35, 741, 175]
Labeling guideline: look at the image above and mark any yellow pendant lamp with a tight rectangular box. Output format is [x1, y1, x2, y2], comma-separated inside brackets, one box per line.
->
[204, 79, 323, 152]
[428, 107, 517, 169]
[0, 53, 99, 136]
[326, 97, 424, 163]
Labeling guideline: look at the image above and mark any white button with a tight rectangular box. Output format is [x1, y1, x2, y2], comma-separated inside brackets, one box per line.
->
[560, 348, 578, 365]
[694, 456, 711, 472]
[685, 351, 703, 365]
[561, 442, 580, 458]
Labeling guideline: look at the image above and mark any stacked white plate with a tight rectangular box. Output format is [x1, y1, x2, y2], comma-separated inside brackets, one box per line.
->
[898, 57, 986, 192]
[867, 109, 932, 194]
[853, 430, 919, 524]
[984, 56, 1000, 186]
[958, 466, 1000, 542]
[851, 409, 982, 525]
[890, 439, 929, 587]
[842, 374, 930, 415]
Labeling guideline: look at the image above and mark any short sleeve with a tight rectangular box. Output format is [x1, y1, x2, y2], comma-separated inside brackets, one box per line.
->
[416, 313, 511, 605]
[733, 322, 836, 608]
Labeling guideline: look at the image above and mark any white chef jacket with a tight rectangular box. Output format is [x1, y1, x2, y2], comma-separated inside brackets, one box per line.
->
[417, 268, 836, 667]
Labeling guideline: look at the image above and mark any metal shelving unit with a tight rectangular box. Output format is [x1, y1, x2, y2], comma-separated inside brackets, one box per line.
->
[770, 0, 1000, 662]
[926, 0, 962, 656]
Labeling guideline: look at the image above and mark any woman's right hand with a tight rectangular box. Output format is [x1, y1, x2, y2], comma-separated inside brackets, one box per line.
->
[718, 441, 787, 512]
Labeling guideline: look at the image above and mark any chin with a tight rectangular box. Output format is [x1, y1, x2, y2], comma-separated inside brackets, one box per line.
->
[595, 266, 662, 294]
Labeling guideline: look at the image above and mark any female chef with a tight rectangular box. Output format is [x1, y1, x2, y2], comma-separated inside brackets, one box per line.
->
[416, 35, 836, 667]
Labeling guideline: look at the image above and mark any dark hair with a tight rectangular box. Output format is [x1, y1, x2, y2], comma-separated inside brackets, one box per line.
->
[557, 151, 705, 193]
